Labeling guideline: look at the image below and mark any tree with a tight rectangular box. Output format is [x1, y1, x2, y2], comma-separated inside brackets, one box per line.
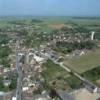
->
[9, 78, 17, 90]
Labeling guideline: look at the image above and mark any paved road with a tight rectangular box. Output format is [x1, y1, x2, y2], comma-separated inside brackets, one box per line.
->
[16, 52, 23, 100]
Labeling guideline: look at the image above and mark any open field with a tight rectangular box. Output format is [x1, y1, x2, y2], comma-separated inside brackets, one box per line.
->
[42, 60, 71, 90]
[48, 23, 65, 29]
[82, 65, 100, 87]
[1, 16, 100, 33]
[64, 49, 100, 73]
[41, 17, 100, 31]
[42, 60, 82, 90]
[73, 88, 100, 100]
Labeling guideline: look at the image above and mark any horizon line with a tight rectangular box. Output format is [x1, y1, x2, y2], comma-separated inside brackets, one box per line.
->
[0, 15, 100, 17]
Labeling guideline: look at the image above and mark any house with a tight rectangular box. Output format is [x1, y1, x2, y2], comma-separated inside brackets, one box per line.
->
[0, 91, 12, 100]
[4, 68, 10, 73]
[34, 55, 45, 63]
[3, 80, 11, 87]
[12, 97, 16, 100]
[22, 87, 29, 92]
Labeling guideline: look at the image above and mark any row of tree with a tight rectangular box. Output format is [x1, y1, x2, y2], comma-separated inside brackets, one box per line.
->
[55, 41, 95, 53]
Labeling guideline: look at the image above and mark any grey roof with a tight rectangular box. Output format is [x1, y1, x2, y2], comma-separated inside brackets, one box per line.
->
[56, 90, 74, 100]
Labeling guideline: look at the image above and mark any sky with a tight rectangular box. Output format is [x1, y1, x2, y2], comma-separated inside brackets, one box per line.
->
[0, 0, 100, 16]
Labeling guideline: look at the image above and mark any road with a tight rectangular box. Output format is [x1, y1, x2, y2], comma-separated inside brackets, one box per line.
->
[41, 52, 99, 93]
[16, 51, 23, 100]
[53, 58, 99, 93]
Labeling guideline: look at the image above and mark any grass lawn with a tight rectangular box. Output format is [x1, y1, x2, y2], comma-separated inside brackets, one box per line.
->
[64, 49, 100, 73]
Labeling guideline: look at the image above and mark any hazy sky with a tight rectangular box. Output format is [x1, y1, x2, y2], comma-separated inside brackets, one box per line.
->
[0, 0, 100, 16]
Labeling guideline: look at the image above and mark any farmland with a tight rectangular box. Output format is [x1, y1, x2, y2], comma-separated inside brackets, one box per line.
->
[82, 65, 100, 86]
[42, 59, 70, 90]
[42, 60, 82, 90]
[64, 49, 100, 73]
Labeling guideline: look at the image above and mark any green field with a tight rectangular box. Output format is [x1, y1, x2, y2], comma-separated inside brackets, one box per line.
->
[82, 66, 100, 87]
[64, 49, 100, 73]
[42, 60, 71, 90]
[42, 60, 82, 90]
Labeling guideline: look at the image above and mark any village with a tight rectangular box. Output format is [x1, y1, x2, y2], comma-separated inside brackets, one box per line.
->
[0, 17, 100, 100]
[0, 30, 100, 100]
